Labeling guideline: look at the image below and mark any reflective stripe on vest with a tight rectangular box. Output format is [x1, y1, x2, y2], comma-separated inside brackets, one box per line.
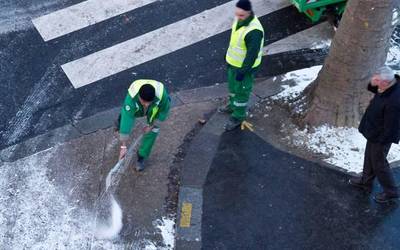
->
[225, 16, 264, 68]
[149, 106, 159, 123]
[128, 79, 164, 123]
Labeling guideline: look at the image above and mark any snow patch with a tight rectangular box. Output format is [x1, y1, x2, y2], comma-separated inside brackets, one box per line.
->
[272, 65, 322, 100]
[310, 40, 331, 49]
[273, 65, 400, 173]
[387, 26, 400, 73]
[144, 217, 175, 250]
[144, 241, 158, 250]
[392, 8, 399, 26]
[156, 217, 175, 249]
[290, 125, 400, 173]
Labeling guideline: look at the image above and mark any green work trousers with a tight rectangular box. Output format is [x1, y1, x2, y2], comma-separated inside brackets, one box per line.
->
[138, 126, 160, 159]
[227, 66, 255, 121]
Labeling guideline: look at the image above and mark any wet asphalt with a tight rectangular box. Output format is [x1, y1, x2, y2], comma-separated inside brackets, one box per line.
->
[202, 130, 400, 250]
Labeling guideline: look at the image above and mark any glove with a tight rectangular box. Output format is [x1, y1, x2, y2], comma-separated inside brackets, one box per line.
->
[236, 72, 245, 82]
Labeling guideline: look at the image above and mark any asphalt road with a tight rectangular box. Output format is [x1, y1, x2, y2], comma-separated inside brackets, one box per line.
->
[0, 0, 327, 150]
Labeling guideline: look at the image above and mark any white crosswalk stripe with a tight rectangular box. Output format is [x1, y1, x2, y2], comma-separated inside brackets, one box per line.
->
[60, 0, 290, 88]
[32, 0, 159, 41]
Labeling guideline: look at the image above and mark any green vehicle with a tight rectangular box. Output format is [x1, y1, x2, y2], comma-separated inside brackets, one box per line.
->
[290, 0, 347, 24]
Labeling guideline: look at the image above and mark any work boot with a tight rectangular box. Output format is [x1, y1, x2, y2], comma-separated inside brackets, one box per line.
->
[348, 177, 372, 193]
[373, 192, 399, 204]
[218, 104, 233, 114]
[224, 117, 241, 131]
[135, 155, 145, 172]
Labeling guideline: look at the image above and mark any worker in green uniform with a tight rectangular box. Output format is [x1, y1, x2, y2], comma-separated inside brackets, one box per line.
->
[116, 79, 170, 171]
[220, 0, 265, 131]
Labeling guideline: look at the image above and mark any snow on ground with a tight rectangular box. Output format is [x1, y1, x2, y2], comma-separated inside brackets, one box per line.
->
[387, 26, 400, 73]
[392, 8, 399, 26]
[272, 65, 322, 101]
[273, 57, 400, 173]
[156, 217, 175, 249]
[144, 217, 175, 250]
[310, 39, 331, 50]
[291, 125, 400, 174]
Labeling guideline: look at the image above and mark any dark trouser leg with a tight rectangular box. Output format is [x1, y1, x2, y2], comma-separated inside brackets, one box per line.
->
[369, 142, 398, 196]
[362, 141, 375, 186]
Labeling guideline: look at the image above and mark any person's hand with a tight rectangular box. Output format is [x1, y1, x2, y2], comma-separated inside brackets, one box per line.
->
[143, 125, 154, 133]
[119, 145, 127, 160]
[236, 72, 245, 82]
[371, 75, 380, 86]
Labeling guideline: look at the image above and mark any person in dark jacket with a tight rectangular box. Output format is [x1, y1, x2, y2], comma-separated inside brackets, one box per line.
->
[349, 66, 400, 203]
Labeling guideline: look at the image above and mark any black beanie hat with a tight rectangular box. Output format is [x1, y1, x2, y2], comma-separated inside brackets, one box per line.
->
[236, 0, 252, 11]
[139, 84, 156, 102]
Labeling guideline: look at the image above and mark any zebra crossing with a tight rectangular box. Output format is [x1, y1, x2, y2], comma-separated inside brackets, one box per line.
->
[32, 0, 328, 89]
[0, 0, 331, 150]
[32, 0, 160, 41]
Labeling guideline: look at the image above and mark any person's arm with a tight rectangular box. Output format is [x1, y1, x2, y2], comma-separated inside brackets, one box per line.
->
[236, 29, 263, 80]
[119, 94, 136, 142]
[380, 103, 400, 143]
[156, 90, 170, 122]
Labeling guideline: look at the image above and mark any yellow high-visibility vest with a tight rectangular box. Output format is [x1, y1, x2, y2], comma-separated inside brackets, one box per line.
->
[225, 16, 264, 68]
[128, 79, 164, 100]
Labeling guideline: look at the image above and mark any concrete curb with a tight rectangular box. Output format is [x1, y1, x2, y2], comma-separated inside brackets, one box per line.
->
[175, 77, 282, 250]
[175, 112, 226, 250]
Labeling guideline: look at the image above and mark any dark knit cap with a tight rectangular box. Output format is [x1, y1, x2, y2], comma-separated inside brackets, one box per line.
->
[139, 84, 156, 102]
[236, 0, 252, 11]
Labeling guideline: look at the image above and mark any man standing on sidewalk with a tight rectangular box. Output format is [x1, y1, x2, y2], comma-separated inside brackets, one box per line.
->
[349, 66, 400, 203]
[221, 0, 264, 131]
[116, 79, 170, 171]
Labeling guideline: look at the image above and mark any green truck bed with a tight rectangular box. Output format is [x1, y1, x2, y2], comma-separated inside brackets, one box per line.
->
[290, 0, 347, 22]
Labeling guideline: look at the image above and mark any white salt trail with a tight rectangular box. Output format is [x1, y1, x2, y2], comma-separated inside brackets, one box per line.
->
[105, 135, 143, 190]
[95, 196, 123, 239]
[95, 135, 143, 239]
[105, 160, 123, 190]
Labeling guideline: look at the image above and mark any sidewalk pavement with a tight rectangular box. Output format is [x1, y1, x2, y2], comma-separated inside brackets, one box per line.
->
[175, 77, 400, 249]
[0, 85, 225, 248]
[0, 76, 281, 249]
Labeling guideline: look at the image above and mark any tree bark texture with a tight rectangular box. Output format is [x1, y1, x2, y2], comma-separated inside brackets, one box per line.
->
[303, 0, 395, 127]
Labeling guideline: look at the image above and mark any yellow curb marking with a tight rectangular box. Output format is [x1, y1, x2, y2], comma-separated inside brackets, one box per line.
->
[241, 121, 254, 132]
[180, 202, 193, 228]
